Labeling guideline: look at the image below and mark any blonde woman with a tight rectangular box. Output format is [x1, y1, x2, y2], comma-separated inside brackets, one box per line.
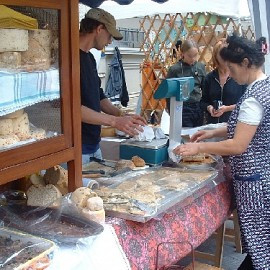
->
[201, 39, 246, 124]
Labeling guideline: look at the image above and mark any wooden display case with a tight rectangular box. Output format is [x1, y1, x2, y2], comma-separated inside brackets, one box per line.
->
[0, 0, 82, 191]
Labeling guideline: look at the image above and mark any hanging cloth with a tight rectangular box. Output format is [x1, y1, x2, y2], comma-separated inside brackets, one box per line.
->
[0, 5, 38, 30]
[105, 47, 129, 107]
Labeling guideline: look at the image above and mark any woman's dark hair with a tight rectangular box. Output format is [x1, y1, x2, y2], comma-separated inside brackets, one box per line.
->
[220, 34, 265, 67]
[80, 18, 103, 34]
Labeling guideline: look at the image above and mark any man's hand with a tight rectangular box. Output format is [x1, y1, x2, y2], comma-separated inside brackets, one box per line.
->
[112, 115, 146, 136]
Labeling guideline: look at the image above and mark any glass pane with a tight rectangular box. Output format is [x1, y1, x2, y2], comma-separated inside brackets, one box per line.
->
[0, 5, 61, 152]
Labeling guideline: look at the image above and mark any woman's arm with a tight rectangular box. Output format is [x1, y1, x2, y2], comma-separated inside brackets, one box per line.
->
[175, 122, 258, 156]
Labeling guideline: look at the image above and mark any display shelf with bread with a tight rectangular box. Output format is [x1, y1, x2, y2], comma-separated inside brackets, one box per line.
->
[0, 0, 82, 192]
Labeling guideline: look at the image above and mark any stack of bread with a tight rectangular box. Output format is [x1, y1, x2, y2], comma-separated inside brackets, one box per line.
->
[0, 26, 54, 71]
[0, 109, 46, 148]
[71, 187, 105, 224]
[26, 165, 68, 207]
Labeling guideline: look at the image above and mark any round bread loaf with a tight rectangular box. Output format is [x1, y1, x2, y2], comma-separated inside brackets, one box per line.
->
[71, 187, 97, 208]
[115, 159, 135, 170]
[0, 119, 13, 135]
[132, 155, 146, 167]
[0, 134, 20, 147]
[26, 184, 62, 207]
[86, 196, 103, 211]
[81, 208, 105, 224]
[12, 112, 30, 140]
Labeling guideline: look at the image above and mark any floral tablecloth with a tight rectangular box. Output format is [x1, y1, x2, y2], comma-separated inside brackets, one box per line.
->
[107, 165, 233, 270]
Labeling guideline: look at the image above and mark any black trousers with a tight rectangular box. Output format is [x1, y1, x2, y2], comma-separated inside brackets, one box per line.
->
[182, 102, 203, 127]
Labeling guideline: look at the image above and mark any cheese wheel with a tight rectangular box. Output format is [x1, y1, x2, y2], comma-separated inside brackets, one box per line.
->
[81, 208, 105, 224]
[0, 119, 13, 135]
[26, 184, 62, 207]
[0, 134, 19, 147]
[71, 187, 97, 208]
[86, 196, 103, 211]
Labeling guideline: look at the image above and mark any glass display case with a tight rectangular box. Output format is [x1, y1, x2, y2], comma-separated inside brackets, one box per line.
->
[0, 0, 82, 191]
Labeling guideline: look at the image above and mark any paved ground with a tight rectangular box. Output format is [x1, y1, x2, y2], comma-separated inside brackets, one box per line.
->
[196, 220, 246, 270]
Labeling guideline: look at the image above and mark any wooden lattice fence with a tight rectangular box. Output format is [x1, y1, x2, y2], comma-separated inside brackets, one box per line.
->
[139, 12, 255, 123]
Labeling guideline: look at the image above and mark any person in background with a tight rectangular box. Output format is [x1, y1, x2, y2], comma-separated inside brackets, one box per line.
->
[166, 39, 206, 127]
[171, 40, 182, 62]
[174, 34, 270, 270]
[80, 8, 146, 164]
[201, 39, 246, 124]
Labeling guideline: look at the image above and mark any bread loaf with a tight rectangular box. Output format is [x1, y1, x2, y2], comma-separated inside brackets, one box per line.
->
[0, 109, 24, 119]
[81, 208, 105, 224]
[132, 156, 146, 167]
[0, 29, 28, 52]
[30, 128, 46, 140]
[86, 196, 103, 211]
[0, 134, 19, 147]
[43, 165, 68, 195]
[0, 52, 21, 69]
[0, 119, 13, 135]
[71, 187, 97, 208]
[29, 173, 45, 187]
[26, 184, 62, 207]
[12, 112, 30, 140]
[115, 159, 135, 170]
[21, 29, 52, 70]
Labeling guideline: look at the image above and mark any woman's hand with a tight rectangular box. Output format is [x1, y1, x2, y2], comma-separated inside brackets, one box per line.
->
[208, 105, 229, 118]
[190, 130, 214, 142]
[173, 143, 200, 156]
[212, 105, 228, 117]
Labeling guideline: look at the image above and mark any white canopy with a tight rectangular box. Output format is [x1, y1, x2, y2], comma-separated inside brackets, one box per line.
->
[99, 0, 250, 20]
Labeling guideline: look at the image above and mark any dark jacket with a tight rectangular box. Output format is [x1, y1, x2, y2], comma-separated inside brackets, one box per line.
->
[201, 69, 246, 124]
[166, 60, 206, 102]
[166, 60, 206, 127]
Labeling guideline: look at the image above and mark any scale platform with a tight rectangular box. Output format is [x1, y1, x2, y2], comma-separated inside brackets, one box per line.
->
[120, 138, 168, 165]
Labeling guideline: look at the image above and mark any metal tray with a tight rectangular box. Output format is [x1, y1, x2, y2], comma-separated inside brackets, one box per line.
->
[96, 167, 219, 223]
[0, 204, 104, 244]
[121, 138, 168, 149]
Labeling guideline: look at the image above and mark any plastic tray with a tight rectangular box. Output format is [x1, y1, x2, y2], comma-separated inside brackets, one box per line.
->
[0, 204, 104, 244]
[0, 227, 55, 270]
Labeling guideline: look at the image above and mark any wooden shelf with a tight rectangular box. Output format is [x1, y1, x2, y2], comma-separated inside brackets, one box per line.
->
[0, 0, 82, 191]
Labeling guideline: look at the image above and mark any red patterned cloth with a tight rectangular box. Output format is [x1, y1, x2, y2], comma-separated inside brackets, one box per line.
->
[107, 177, 233, 270]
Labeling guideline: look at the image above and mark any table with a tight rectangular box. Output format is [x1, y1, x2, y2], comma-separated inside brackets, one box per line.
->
[107, 167, 233, 270]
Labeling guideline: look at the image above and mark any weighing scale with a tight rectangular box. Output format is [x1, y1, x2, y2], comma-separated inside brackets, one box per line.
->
[120, 77, 194, 165]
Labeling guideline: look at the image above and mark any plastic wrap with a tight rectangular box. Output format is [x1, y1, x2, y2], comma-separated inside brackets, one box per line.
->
[95, 162, 225, 223]
[0, 192, 103, 246]
[0, 227, 55, 270]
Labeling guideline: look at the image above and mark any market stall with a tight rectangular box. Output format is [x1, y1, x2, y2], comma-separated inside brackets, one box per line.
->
[0, 1, 243, 270]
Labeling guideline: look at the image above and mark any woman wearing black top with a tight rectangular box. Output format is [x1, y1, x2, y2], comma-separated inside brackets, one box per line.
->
[201, 39, 246, 124]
